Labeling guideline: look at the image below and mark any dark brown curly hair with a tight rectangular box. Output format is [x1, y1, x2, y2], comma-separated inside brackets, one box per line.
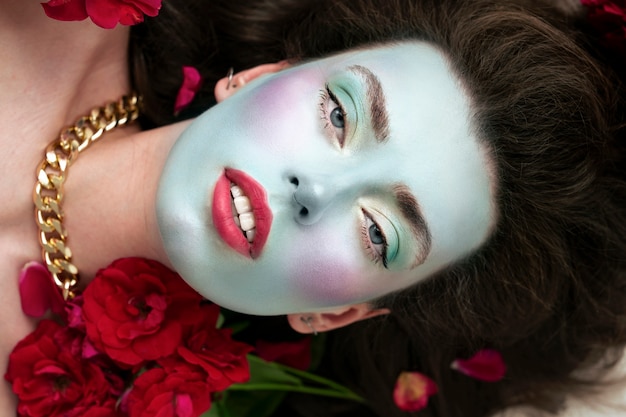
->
[130, 0, 626, 416]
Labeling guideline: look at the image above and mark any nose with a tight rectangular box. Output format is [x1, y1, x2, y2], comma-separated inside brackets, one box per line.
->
[288, 174, 335, 225]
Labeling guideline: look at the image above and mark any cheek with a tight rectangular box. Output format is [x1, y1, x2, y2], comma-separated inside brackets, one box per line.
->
[289, 256, 363, 306]
[285, 226, 372, 306]
[243, 75, 320, 154]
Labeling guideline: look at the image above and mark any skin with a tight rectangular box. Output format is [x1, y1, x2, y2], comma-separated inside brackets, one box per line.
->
[157, 42, 496, 315]
[0, 3, 143, 413]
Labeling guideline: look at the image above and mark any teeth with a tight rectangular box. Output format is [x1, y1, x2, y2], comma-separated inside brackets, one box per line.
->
[230, 184, 256, 241]
[239, 212, 255, 231]
[233, 196, 252, 213]
[231, 185, 245, 198]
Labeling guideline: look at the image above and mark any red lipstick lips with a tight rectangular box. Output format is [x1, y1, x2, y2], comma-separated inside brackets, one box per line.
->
[211, 169, 273, 258]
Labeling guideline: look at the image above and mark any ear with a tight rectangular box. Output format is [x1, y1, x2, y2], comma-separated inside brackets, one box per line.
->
[214, 61, 290, 102]
[287, 303, 390, 334]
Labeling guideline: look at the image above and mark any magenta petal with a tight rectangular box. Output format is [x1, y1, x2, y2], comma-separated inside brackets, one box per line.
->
[451, 349, 507, 382]
[82, 338, 100, 359]
[174, 66, 203, 114]
[175, 393, 193, 417]
[19, 262, 65, 318]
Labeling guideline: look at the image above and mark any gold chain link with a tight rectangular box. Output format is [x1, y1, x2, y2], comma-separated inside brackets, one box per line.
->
[33, 94, 141, 300]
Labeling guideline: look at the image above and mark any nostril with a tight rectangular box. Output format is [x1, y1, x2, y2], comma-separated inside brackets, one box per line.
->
[299, 207, 309, 216]
[289, 176, 299, 187]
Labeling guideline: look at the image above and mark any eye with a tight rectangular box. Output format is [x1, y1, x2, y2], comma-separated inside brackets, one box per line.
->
[319, 84, 348, 147]
[330, 107, 345, 129]
[361, 209, 389, 268]
[369, 223, 384, 245]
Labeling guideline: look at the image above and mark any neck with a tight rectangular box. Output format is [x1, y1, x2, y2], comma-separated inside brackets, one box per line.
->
[62, 121, 193, 282]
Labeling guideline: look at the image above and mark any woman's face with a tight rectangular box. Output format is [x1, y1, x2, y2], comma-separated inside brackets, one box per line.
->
[157, 42, 495, 315]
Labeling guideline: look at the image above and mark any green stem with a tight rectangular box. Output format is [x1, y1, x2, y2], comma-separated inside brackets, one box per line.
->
[227, 383, 365, 403]
[247, 355, 362, 398]
[241, 355, 365, 402]
[274, 362, 357, 394]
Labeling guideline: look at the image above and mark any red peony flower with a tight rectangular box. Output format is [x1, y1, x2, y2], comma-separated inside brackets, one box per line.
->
[451, 349, 507, 382]
[393, 371, 438, 412]
[42, 0, 162, 29]
[255, 337, 312, 370]
[124, 366, 212, 417]
[10, 256, 342, 417]
[82, 258, 204, 367]
[5, 320, 117, 417]
[170, 303, 253, 391]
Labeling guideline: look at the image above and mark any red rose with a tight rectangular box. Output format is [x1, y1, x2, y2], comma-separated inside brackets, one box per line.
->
[82, 258, 204, 367]
[42, 0, 162, 29]
[5, 320, 116, 417]
[124, 366, 212, 417]
[170, 303, 253, 391]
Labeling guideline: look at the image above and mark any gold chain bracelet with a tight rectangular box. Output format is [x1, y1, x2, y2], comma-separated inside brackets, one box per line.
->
[33, 94, 141, 300]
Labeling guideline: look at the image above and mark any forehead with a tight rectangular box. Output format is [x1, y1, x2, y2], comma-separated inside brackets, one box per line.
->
[303, 42, 458, 87]
[312, 42, 495, 258]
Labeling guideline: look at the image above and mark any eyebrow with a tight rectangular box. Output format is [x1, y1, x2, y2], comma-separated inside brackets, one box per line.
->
[347, 65, 390, 143]
[392, 184, 432, 268]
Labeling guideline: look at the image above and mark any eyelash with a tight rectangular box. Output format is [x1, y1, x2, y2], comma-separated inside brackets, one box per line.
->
[360, 209, 389, 269]
[318, 84, 347, 147]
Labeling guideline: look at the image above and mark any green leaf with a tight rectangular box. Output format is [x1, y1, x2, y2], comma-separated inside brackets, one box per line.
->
[216, 390, 287, 417]
[308, 332, 327, 370]
[227, 356, 364, 403]
[210, 355, 365, 417]
[245, 354, 302, 386]
[216, 313, 225, 329]
[200, 404, 222, 417]
[227, 320, 251, 335]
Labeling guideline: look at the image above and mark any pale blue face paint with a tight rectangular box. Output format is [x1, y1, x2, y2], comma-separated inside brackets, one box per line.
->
[156, 42, 495, 315]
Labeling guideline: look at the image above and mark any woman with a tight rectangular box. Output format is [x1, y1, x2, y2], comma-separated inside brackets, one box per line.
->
[149, 0, 626, 415]
[1, 0, 624, 416]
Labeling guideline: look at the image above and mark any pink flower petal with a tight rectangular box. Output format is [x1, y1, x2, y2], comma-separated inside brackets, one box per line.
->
[18, 262, 65, 318]
[393, 371, 438, 412]
[174, 66, 203, 114]
[41, 0, 89, 22]
[451, 349, 507, 382]
[175, 392, 194, 417]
